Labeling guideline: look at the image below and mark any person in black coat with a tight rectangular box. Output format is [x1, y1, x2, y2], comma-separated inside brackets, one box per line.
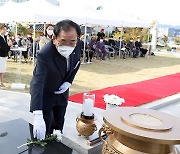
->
[127, 38, 136, 58]
[0, 24, 11, 87]
[97, 28, 105, 41]
[30, 20, 81, 140]
[135, 37, 142, 57]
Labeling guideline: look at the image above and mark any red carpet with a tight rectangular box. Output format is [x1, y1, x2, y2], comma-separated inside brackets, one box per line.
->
[69, 73, 180, 109]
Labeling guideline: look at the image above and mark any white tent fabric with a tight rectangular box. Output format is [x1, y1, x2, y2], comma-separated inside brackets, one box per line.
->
[0, 1, 21, 23]
[0, 0, 60, 23]
[81, 0, 150, 27]
[0, 0, 179, 27]
[0, 0, 150, 27]
[96, 0, 180, 27]
[58, 0, 150, 27]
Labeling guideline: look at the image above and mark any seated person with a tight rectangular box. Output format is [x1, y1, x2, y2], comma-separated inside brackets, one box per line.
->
[135, 37, 142, 57]
[108, 36, 116, 48]
[107, 37, 116, 55]
[140, 48, 148, 57]
[115, 37, 126, 57]
[104, 37, 109, 45]
[96, 39, 107, 60]
[126, 38, 136, 58]
[87, 36, 96, 62]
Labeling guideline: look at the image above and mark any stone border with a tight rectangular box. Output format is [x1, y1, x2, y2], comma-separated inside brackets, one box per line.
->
[139, 93, 180, 109]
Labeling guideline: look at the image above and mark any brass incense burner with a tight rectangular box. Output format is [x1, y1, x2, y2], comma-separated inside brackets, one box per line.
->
[99, 107, 180, 154]
[76, 113, 97, 138]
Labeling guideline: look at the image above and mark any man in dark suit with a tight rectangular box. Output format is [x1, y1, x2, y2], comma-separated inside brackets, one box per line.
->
[30, 20, 81, 140]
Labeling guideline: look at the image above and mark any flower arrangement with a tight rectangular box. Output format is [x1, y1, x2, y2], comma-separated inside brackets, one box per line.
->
[104, 94, 125, 106]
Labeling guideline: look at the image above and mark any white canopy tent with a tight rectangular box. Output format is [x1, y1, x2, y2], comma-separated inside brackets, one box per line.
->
[0, 0, 60, 23]
[57, 0, 150, 27]
[96, 0, 180, 27]
[1, 0, 178, 27]
[0, 0, 151, 63]
[0, 0, 150, 27]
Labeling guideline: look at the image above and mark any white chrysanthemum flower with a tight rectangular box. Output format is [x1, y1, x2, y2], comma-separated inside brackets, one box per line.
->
[103, 94, 125, 106]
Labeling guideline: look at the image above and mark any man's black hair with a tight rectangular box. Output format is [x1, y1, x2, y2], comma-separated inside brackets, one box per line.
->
[53, 19, 81, 37]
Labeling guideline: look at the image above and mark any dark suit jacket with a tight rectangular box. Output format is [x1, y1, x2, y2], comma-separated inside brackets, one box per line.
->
[127, 42, 135, 50]
[135, 41, 142, 49]
[0, 35, 10, 57]
[30, 40, 81, 112]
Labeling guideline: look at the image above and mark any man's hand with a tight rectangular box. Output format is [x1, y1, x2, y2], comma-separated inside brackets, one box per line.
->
[54, 82, 71, 94]
[33, 111, 46, 140]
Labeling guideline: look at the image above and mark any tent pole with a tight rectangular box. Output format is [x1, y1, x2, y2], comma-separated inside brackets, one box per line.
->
[82, 23, 87, 64]
[119, 26, 123, 58]
[151, 21, 158, 54]
[147, 28, 150, 56]
[108, 25, 109, 37]
[33, 23, 36, 66]
[44, 22, 46, 34]
[15, 22, 18, 36]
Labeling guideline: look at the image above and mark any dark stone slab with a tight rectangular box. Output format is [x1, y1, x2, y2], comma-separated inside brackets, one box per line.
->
[0, 119, 72, 154]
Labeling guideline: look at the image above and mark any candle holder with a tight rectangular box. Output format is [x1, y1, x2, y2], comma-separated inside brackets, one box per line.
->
[76, 113, 97, 138]
[76, 93, 97, 138]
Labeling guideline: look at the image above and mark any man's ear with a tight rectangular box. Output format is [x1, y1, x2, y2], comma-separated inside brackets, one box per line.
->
[52, 35, 57, 46]
[52, 34, 56, 40]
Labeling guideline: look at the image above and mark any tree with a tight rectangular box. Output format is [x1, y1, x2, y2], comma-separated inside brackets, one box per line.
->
[122, 27, 149, 43]
[17, 23, 31, 36]
[174, 37, 180, 45]
[163, 35, 168, 44]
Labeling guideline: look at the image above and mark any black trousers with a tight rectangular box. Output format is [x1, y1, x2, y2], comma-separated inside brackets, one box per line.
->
[43, 104, 67, 135]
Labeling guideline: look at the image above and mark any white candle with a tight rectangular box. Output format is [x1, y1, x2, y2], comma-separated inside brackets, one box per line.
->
[83, 98, 94, 116]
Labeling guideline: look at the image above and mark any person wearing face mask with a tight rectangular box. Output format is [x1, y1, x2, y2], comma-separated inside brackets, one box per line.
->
[0, 24, 11, 88]
[135, 37, 142, 58]
[21, 35, 31, 63]
[127, 38, 136, 58]
[15, 34, 23, 47]
[87, 36, 96, 62]
[39, 24, 54, 50]
[30, 20, 81, 141]
[96, 38, 107, 60]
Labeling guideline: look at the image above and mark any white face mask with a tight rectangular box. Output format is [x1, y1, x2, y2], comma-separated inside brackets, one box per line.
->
[47, 29, 53, 36]
[100, 39, 103, 43]
[57, 46, 75, 58]
[137, 39, 140, 42]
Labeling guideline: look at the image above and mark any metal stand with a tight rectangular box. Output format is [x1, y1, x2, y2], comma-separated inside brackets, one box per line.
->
[11, 48, 26, 90]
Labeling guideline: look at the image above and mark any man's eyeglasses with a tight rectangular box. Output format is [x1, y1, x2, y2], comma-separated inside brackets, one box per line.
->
[56, 39, 77, 47]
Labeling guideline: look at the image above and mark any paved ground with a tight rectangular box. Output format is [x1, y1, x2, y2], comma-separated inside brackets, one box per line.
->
[0, 90, 104, 154]
[0, 90, 180, 153]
